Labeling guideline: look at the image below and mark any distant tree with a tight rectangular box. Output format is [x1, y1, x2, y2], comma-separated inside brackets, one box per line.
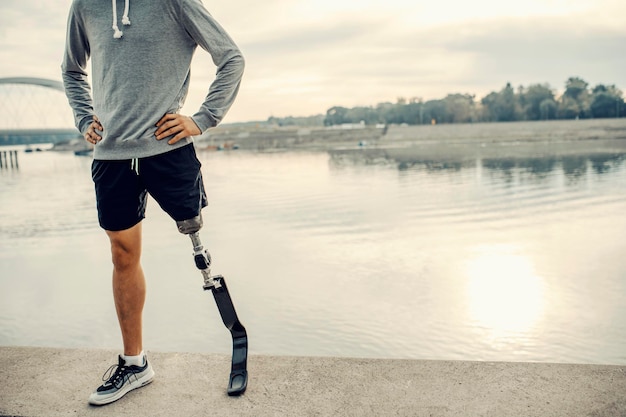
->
[563, 77, 588, 101]
[397, 97, 422, 124]
[480, 91, 499, 122]
[345, 106, 380, 125]
[590, 93, 619, 118]
[323, 77, 623, 127]
[521, 84, 557, 120]
[481, 83, 521, 122]
[590, 84, 624, 118]
[444, 93, 476, 123]
[498, 83, 520, 121]
[372, 97, 423, 125]
[268, 114, 324, 127]
[592, 84, 608, 94]
[561, 77, 591, 118]
[324, 106, 349, 126]
[557, 97, 580, 119]
[403, 97, 423, 125]
[422, 99, 447, 124]
[386, 104, 402, 124]
[376, 102, 395, 124]
[539, 99, 558, 120]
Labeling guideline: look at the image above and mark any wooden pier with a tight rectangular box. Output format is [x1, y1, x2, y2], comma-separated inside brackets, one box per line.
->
[0, 149, 19, 169]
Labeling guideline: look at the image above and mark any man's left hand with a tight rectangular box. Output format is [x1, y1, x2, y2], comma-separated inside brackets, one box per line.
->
[155, 113, 201, 145]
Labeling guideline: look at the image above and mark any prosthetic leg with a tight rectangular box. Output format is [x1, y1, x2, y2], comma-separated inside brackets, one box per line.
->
[177, 215, 248, 396]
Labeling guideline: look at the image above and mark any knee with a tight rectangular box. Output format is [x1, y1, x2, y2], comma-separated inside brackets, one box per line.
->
[110, 241, 140, 271]
[177, 214, 203, 234]
[107, 232, 141, 271]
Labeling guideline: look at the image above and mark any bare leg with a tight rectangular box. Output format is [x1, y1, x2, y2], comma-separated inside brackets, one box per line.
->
[106, 222, 145, 357]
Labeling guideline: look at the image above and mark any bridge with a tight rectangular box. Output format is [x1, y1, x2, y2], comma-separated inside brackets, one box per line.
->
[0, 77, 80, 145]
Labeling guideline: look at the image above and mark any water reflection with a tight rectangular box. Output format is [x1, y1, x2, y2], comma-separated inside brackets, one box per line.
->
[329, 143, 626, 181]
[464, 244, 545, 339]
[517, 157, 558, 177]
[324, 142, 626, 363]
[397, 160, 472, 172]
[590, 154, 626, 174]
[561, 156, 588, 179]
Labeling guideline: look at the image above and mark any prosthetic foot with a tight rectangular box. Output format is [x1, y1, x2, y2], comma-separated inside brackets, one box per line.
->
[177, 216, 248, 396]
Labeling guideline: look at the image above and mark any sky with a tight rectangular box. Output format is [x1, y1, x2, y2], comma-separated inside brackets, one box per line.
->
[0, 0, 625, 124]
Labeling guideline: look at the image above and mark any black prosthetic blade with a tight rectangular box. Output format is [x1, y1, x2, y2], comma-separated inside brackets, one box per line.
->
[208, 275, 248, 396]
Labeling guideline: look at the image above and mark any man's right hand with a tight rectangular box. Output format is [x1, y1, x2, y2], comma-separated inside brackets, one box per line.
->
[84, 115, 103, 145]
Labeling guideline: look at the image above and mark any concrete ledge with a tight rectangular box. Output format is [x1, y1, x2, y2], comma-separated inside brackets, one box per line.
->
[1, 347, 624, 417]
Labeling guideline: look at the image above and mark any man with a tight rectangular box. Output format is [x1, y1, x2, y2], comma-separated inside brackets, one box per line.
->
[61, 0, 244, 406]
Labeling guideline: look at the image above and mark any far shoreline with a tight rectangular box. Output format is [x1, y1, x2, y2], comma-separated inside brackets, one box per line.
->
[197, 118, 626, 155]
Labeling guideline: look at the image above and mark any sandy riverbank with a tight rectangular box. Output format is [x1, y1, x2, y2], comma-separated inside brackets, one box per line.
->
[197, 118, 626, 153]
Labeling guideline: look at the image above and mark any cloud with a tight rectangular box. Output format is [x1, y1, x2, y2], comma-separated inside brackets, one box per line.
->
[0, 0, 70, 79]
[242, 21, 369, 57]
[1, 0, 624, 122]
[427, 18, 626, 92]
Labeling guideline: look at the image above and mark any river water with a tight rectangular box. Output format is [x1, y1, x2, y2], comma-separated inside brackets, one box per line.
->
[1, 135, 625, 365]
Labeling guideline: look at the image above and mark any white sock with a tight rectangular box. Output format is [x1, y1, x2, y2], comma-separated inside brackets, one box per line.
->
[122, 350, 145, 366]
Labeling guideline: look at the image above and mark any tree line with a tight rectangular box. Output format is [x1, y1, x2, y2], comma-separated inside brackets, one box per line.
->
[269, 77, 624, 127]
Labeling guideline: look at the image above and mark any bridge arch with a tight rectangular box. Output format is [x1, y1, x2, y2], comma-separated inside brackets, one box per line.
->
[0, 77, 65, 93]
[0, 77, 79, 145]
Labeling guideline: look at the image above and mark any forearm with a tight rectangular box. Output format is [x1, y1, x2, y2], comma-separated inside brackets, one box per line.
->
[192, 52, 245, 131]
[62, 69, 94, 134]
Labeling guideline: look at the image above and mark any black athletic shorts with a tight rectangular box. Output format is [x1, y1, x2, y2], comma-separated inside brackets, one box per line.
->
[91, 144, 208, 231]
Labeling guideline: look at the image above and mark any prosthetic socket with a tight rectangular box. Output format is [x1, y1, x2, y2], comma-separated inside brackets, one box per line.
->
[176, 215, 248, 396]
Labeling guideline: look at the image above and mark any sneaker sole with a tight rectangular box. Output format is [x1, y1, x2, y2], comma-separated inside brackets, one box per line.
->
[88, 368, 155, 406]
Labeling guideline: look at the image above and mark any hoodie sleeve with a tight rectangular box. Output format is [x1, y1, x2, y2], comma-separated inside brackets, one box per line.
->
[180, 0, 245, 131]
[61, 3, 94, 136]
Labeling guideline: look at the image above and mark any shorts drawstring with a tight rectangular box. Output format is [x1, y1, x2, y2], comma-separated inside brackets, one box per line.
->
[131, 158, 139, 175]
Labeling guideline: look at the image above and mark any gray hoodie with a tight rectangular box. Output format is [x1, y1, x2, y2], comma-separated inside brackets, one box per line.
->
[62, 0, 245, 160]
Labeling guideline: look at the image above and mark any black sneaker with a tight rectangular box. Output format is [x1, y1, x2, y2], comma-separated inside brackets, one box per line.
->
[88, 355, 155, 405]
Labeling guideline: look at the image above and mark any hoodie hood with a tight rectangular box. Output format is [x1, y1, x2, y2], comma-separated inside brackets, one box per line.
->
[112, 0, 130, 38]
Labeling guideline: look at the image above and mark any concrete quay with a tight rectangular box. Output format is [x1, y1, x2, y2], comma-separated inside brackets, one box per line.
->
[1, 347, 625, 417]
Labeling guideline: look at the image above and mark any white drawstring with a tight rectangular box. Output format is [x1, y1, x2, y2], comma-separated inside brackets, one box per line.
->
[112, 0, 131, 39]
[131, 158, 139, 175]
[122, 0, 131, 25]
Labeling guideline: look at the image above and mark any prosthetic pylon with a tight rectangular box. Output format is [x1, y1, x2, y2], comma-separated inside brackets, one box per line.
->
[177, 216, 248, 396]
